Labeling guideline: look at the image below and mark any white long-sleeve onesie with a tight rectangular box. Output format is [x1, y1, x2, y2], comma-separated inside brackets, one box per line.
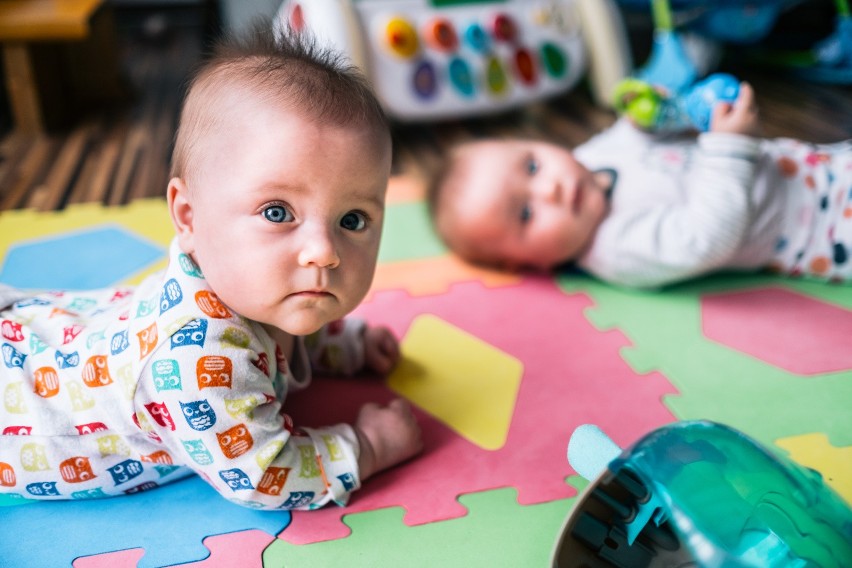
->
[0, 238, 367, 510]
[575, 119, 852, 288]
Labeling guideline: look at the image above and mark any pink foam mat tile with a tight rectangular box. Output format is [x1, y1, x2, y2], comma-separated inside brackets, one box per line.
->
[173, 530, 276, 567]
[73, 549, 145, 568]
[279, 276, 679, 544]
[702, 286, 852, 375]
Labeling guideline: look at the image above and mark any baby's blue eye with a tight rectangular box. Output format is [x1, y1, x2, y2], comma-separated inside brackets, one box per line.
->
[520, 204, 532, 224]
[262, 205, 293, 224]
[526, 157, 539, 175]
[340, 211, 367, 231]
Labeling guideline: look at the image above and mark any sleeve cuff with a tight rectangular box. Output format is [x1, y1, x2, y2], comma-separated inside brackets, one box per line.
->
[698, 132, 761, 161]
[306, 318, 366, 375]
[302, 424, 361, 506]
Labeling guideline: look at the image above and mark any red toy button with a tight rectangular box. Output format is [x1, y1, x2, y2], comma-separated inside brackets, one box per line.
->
[515, 48, 536, 85]
[492, 13, 517, 42]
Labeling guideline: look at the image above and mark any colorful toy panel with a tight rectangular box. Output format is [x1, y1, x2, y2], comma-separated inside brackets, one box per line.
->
[276, 0, 598, 120]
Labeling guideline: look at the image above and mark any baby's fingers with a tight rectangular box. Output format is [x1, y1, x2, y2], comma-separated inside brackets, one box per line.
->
[735, 82, 755, 111]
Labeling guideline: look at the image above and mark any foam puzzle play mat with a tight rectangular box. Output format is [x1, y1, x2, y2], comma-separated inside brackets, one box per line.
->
[0, 177, 849, 567]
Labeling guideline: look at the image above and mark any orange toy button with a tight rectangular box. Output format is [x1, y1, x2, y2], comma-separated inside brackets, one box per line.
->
[426, 18, 458, 52]
[385, 17, 419, 58]
[492, 13, 517, 42]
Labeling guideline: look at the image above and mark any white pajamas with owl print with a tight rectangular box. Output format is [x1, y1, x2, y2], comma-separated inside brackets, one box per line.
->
[0, 238, 366, 510]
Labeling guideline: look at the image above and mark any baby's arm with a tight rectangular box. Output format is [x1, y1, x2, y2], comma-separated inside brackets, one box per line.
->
[581, 129, 762, 288]
[133, 319, 414, 510]
[309, 321, 417, 478]
[304, 319, 400, 377]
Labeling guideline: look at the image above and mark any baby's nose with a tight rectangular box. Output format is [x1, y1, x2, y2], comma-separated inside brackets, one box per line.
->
[537, 178, 563, 203]
[297, 225, 340, 268]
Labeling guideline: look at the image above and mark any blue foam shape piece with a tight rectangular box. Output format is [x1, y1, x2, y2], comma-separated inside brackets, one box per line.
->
[0, 476, 291, 568]
[0, 226, 164, 290]
[567, 424, 622, 482]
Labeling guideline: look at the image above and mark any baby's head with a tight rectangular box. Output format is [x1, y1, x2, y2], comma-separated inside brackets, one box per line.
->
[428, 138, 610, 271]
[167, 22, 392, 336]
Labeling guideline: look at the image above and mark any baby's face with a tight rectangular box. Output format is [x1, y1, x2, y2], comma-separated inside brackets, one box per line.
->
[174, 103, 390, 336]
[441, 139, 608, 270]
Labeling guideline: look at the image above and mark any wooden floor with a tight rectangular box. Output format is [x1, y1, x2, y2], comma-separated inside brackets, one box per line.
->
[0, 8, 850, 212]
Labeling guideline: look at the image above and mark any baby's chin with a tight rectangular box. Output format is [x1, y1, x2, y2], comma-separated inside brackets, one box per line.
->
[263, 317, 327, 339]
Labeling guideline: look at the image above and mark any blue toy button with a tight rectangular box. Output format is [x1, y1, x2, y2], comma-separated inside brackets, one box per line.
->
[464, 23, 490, 53]
[448, 57, 475, 97]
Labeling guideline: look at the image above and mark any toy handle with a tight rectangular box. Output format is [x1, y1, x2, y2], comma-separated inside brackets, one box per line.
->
[576, 0, 633, 109]
[567, 424, 622, 482]
[275, 0, 367, 70]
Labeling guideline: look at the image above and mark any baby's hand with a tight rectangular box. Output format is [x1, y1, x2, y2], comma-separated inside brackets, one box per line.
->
[710, 82, 761, 137]
[355, 399, 423, 480]
[363, 325, 400, 375]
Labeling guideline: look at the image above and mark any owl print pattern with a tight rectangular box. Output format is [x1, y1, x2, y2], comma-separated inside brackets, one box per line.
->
[0, 239, 363, 510]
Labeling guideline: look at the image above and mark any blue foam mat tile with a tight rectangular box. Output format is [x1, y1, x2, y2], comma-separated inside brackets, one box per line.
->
[0, 476, 290, 568]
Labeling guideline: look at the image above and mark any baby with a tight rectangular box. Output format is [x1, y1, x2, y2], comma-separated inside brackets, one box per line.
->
[0, 23, 422, 509]
[429, 83, 851, 288]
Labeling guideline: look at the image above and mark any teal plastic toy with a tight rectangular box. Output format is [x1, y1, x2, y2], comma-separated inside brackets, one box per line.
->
[552, 420, 852, 567]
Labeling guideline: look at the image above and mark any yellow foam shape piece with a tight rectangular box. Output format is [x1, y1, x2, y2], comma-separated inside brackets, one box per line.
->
[388, 314, 523, 451]
[776, 433, 852, 504]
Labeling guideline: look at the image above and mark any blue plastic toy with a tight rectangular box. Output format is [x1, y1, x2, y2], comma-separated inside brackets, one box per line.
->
[620, 0, 852, 86]
[619, 0, 801, 93]
[552, 420, 852, 567]
[683, 72, 740, 131]
[613, 72, 740, 132]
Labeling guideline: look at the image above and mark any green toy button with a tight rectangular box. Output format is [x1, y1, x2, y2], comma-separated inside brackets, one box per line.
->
[541, 42, 567, 78]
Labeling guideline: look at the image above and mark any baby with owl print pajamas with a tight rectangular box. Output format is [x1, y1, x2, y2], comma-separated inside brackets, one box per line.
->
[0, 22, 422, 509]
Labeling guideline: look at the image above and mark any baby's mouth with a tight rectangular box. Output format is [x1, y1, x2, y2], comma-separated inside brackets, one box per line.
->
[288, 290, 334, 300]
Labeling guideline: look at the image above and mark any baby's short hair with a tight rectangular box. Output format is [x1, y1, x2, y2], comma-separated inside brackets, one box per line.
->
[425, 141, 503, 268]
[170, 19, 389, 182]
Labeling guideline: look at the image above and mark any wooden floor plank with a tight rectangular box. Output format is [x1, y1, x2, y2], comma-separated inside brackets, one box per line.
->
[80, 117, 129, 204]
[28, 119, 95, 211]
[0, 131, 34, 200]
[1, 134, 58, 210]
[107, 126, 143, 206]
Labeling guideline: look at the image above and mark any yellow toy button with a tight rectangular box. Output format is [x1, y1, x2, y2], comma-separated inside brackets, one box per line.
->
[385, 17, 419, 58]
[486, 56, 509, 95]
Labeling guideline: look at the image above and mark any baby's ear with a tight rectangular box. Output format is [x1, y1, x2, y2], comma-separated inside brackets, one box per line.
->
[167, 177, 195, 254]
